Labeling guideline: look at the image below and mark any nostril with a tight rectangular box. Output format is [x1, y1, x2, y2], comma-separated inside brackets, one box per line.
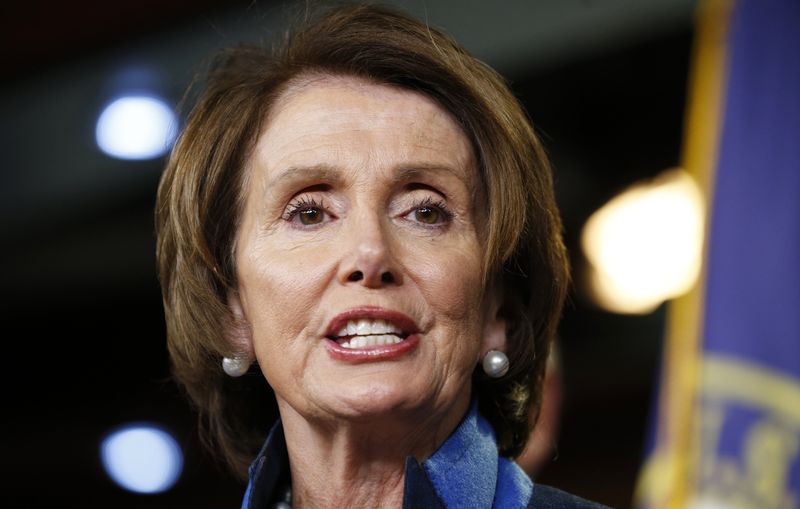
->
[348, 271, 364, 282]
[381, 272, 394, 283]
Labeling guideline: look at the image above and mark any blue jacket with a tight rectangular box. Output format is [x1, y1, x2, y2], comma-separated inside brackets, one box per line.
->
[241, 403, 607, 508]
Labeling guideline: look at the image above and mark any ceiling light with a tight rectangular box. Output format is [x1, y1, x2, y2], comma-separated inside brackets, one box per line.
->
[95, 95, 177, 160]
[100, 424, 183, 494]
[582, 169, 704, 314]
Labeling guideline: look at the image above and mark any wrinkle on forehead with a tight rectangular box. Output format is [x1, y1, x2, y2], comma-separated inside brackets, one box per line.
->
[251, 74, 479, 192]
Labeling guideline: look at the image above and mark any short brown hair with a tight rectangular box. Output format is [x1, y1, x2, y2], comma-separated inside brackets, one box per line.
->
[156, 3, 569, 479]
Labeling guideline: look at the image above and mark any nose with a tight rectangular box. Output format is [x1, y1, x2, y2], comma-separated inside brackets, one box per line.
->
[338, 213, 403, 288]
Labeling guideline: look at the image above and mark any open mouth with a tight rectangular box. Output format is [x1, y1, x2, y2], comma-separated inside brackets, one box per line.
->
[326, 318, 410, 349]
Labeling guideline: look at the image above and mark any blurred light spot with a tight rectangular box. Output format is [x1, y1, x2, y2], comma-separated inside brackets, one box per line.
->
[582, 169, 704, 314]
[95, 96, 177, 159]
[101, 424, 183, 494]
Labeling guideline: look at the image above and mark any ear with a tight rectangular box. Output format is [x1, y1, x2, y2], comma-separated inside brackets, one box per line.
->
[225, 290, 255, 356]
[479, 283, 507, 358]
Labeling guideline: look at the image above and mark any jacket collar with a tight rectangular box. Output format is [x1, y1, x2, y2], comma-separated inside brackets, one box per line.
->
[242, 420, 289, 509]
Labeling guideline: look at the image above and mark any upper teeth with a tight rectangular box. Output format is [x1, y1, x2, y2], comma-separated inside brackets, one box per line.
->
[337, 318, 402, 337]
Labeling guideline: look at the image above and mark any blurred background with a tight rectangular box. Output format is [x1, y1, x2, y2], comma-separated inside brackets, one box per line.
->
[2, 0, 702, 507]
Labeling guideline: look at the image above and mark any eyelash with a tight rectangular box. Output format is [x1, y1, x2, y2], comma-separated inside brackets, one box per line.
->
[281, 195, 454, 226]
[409, 196, 454, 226]
[283, 196, 328, 223]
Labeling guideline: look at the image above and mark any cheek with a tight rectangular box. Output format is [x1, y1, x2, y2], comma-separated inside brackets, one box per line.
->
[410, 240, 485, 322]
[411, 244, 487, 381]
[237, 241, 336, 348]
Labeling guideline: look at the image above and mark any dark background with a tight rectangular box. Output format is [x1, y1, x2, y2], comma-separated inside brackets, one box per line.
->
[2, 1, 694, 507]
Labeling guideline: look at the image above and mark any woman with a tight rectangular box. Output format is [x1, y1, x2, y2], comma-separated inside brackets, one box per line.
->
[157, 5, 605, 508]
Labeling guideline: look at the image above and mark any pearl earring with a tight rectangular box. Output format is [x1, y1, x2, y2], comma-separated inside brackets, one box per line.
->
[482, 350, 509, 378]
[222, 353, 252, 377]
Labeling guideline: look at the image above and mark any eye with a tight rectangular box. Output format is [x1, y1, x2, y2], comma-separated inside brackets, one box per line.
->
[284, 197, 330, 226]
[297, 208, 323, 225]
[414, 206, 441, 224]
[406, 197, 453, 227]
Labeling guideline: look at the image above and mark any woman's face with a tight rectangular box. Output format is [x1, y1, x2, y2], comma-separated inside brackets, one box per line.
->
[232, 76, 505, 427]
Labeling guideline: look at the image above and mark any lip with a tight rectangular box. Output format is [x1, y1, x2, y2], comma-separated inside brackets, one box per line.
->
[324, 306, 421, 363]
[325, 306, 420, 337]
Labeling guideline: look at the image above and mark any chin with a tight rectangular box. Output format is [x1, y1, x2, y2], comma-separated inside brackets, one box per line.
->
[320, 379, 431, 422]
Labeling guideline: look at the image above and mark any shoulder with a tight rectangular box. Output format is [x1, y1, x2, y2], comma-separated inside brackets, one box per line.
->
[528, 483, 611, 509]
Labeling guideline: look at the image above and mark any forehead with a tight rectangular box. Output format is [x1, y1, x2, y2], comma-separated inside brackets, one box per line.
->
[249, 75, 477, 188]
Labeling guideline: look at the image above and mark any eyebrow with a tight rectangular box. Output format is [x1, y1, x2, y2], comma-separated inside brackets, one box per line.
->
[265, 164, 343, 191]
[265, 162, 474, 194]
[391, 163, 474, 191]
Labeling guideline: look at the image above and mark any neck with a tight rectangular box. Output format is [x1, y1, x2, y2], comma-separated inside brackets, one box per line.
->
[276, 397, 470, 509]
